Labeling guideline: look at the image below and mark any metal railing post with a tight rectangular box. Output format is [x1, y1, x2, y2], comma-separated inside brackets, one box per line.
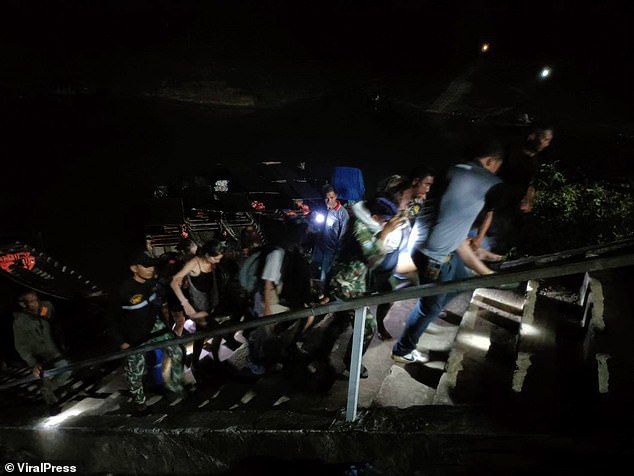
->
[346, 306, 366, 422]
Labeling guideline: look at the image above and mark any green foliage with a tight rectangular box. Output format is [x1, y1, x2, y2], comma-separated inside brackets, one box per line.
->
[531, 161, 634, 253]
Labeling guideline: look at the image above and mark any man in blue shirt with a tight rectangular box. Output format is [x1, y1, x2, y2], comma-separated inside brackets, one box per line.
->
[311, 184, 349, 288]
[392, 142, 504, 363]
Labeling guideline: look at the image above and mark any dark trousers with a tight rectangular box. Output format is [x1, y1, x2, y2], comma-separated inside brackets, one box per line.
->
[393, 251, 469, 356]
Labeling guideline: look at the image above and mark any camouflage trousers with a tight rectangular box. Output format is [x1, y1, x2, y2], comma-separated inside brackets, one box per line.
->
[124, 319, 184, 404]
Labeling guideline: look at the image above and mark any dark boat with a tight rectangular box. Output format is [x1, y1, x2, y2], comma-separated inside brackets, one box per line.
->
[143, 162, 363, 253]
[0, 242, 104, 301]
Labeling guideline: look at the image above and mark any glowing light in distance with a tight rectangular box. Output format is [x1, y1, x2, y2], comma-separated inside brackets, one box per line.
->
[481, 43, 490, 53]
[540, 67, 552, 79]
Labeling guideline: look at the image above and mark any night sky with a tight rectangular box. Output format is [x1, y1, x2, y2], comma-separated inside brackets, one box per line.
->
[1, 0, 633, 288]
[3, 1, 633, 100]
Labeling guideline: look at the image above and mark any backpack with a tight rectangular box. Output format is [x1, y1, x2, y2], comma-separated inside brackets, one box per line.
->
[238, 246, 276, 295]
[326, 206, 384, 299]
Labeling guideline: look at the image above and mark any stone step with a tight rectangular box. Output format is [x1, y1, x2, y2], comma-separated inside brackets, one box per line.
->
[372, 294, 468, 408]
[431, 284, 533, 405]
[473, 287, 526, 314]
[433, 300, 519, 405]
[470, 297, 522, 331]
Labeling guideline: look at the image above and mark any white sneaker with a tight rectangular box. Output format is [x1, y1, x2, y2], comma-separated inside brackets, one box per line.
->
[391, 349, 429, 364]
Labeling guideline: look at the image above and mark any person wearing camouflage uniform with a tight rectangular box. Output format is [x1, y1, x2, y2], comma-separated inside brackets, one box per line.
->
[316, 199, 407, 378]
[110, 252, 184, 411]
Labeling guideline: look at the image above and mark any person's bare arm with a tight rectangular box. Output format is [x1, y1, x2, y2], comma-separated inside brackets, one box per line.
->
[520, 185, 536, 212]
[457, 240, 493, 275]
[470, 211, 493, 251]
[262, 280, 275, 317]
[474, 247, 503, 262]
[171, 311, 186, 336]
[171, 258, 199, 317]
[378, 213, 407, 242]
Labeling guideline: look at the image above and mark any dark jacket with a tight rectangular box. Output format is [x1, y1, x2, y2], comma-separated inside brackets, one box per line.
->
[13, 301, 61, 367]
[109, 278, 163, 347]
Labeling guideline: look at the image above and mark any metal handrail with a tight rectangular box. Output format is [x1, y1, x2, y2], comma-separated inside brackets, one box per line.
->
[2, 250, 633, 393]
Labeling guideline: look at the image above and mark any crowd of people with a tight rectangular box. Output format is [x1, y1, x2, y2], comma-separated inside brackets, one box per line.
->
[7, 124, 554, 414]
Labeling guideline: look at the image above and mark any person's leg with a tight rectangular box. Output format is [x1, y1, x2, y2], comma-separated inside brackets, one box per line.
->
[123, 352, 146, 404]
[246, 325, 270, 375]
[376, 302, 393, 340]
[40, 361, 63, 406]
[50, 358, 71, 388]
[312, 311, 351, 362]
[40, 378, 59, 405]
[368, 268, 394, 340]
[191, 338, 203, 369]
[320, 252, 336, 283]
[40, 350, 71, 384]
[38, 353, 71, 405]
[247, 323, 287, 374]
[191, 314, 216, 367]
[311, 246, 324, 283]
[208, 337, 222, 361]
[363, 308, 377, 352]
[283, 317, 314, 351]
[393, 253, 447, 357]
[343, 307, 376, 370]
[146, 319, 184, 393]
[162, 344, 184, 394]
[392, 295, 439, 356]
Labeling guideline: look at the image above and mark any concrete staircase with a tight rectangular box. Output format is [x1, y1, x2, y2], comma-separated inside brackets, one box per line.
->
[368, 285, 529, 409]
[1, 269, 632, 475]
[366, 268, 633, 415]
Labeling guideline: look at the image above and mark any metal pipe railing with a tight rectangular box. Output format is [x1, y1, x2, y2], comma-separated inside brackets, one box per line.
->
[2, 251, 634, 419]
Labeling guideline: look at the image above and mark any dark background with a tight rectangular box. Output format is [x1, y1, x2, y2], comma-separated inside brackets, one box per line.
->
[1, 0, 633, 358]
[2, 0, 633, 275]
